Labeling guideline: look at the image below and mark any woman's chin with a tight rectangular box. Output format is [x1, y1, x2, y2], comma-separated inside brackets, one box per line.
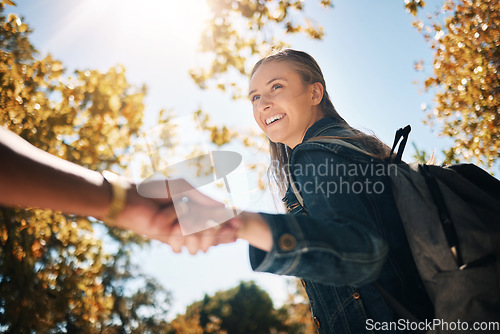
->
[267, 135, 285, 145]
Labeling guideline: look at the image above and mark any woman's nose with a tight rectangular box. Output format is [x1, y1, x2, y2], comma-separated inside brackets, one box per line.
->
[258, 95, 272, 112]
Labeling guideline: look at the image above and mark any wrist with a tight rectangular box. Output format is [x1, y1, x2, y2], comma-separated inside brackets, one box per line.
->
[235, 211, 273, 252]
[101, 171, 130, 225]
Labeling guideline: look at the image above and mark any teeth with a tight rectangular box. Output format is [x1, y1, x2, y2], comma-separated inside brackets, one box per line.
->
[265, 114, 284, 125]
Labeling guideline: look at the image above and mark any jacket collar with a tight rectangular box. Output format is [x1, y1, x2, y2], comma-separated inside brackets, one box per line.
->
[301, 116, 343, 143]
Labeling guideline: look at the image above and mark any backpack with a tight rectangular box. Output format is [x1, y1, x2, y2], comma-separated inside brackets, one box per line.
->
[289, 125, 500, 326]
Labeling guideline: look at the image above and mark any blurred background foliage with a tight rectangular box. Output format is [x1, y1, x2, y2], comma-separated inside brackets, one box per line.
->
[0, 0, 498, 332]
[416, 0, 499, 167]
[194, 0, 498, 169]
[190, 0, 332, 99]
[0, 2, 171, 332]
[165, 281, 314, 334]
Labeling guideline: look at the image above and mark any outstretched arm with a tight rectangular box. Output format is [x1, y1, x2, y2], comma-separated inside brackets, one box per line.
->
[0, 126, 182, 245]
[0, 126, 119, 218]
[0, 126, 238, 249]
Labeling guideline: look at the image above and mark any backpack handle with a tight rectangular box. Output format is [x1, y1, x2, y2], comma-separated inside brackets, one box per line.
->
[387, 125, 411, 163]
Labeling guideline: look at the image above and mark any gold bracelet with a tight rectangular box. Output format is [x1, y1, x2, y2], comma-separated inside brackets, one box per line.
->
[101, 171, 129, 224]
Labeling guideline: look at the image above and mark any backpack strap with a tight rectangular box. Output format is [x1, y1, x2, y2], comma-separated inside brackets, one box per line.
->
[373, 282, 425, 329]
[308, 137, 374, 158]
[287, 137, 375, 209]
[287, 163, 305, 208]
[289, 124, 412, 208]
[387, 125, 411, 163]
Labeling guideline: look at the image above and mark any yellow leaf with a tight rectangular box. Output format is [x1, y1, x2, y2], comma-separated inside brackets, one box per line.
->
[108, 95, 121, 112]
[3, 0, 17, 6]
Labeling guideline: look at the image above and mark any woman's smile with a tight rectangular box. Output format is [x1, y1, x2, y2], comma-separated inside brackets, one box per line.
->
[264, 113, 286, 126]
[249, 61, 324, 148]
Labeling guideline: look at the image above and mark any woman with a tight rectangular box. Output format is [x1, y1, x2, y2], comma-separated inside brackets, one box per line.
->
[164, 49, 433, 332]
[230, 49, 434, 333]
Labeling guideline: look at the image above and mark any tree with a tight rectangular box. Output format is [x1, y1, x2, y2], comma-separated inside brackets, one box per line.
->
[0, 4, 172, 332]
[191, 0, 429, 96]
[192, 0, 498, 168]
[280, 280, 315, 334]
[167, 281, 305, 334]
[4, 0, 496, 330]
[190, 0, 333, 99]
[414, 0, 499, 167]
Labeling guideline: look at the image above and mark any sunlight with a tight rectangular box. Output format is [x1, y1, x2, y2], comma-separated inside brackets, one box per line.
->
[45, 0, 211, 60]
[113, 0, 211, 51]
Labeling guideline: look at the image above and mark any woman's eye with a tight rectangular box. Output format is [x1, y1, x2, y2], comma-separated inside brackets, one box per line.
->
[272, 84, 282, 90]
[251, 95, 260, 102]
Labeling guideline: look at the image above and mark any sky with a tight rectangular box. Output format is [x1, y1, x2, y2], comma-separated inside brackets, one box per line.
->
[10, 0, 455, 319]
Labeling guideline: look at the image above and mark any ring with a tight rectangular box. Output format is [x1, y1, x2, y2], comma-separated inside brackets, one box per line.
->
[176, 197, 190, 216]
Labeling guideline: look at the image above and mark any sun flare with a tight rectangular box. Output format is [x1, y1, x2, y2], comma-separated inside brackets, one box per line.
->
[47, 0, 211, 59]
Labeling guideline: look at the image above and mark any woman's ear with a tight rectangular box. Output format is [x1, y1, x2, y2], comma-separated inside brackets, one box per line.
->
[311, 82, 324, 106]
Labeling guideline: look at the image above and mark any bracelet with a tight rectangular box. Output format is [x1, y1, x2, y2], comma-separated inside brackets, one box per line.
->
[101, 171, 129, 224]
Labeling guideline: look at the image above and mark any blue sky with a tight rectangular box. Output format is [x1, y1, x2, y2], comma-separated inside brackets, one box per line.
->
[11, 0, 454, 318]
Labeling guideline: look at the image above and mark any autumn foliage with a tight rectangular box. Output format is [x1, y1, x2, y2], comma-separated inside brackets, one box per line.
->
[0, 4, 171, 332]
[416, 0, 499, 166]
[166, 281, 315, 334]
[0, 0, 498, 331]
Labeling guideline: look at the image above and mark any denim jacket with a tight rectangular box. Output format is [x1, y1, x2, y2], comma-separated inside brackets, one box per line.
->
[249, 117, 433, 333]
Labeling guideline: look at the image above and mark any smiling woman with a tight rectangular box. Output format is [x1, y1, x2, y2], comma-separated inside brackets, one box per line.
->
[6, 0, 472, 329]
[249, 61, 324, 149]
[218, 49, 435, 333]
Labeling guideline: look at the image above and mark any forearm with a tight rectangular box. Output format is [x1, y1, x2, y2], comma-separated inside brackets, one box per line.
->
[248, 213, 388, 286]
[235, 211, 273, 252]
[0, 127, 111, 219]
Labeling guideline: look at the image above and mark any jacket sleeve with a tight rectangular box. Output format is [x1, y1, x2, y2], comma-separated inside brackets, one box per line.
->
[249, 143, 389, 286]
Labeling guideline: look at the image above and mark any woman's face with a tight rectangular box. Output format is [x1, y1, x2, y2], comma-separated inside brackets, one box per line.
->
[248, 61, 324, 149]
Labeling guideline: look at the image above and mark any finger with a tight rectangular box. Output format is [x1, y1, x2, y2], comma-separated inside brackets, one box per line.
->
[185, 233, 202, 255]
[166, 223, 184, 253]
[199, 228, 216, 252]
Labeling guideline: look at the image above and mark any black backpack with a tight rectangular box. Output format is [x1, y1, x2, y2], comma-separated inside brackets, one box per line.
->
[289, 125, 500, 327]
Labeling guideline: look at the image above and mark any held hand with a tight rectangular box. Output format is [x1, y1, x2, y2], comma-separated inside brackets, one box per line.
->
[166, 221, 238, 254]
[165, 211, 273, 255]
[110, 178, 228, 245]
[165, 192, 239, 254]
[0, 127, 238, 249]
[111, 177, 272, 254]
